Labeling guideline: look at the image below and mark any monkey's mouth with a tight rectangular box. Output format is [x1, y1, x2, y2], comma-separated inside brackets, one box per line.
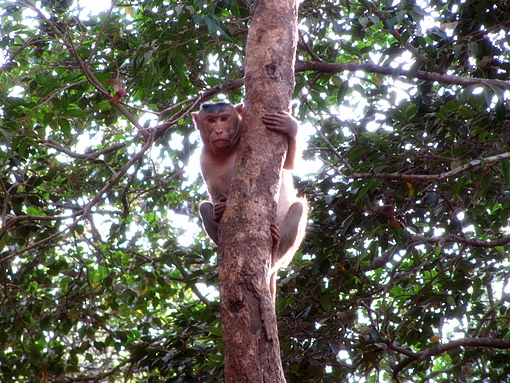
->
[212, 139, 230, 144]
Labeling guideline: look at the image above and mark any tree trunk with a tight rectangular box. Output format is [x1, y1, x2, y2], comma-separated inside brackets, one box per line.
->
[217, 1, 299, 382]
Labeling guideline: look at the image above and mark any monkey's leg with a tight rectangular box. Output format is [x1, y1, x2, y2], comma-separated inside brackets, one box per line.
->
[268, 201, 306, 302]
[199, 201, 219, 244]
[275, 201, 306, 262]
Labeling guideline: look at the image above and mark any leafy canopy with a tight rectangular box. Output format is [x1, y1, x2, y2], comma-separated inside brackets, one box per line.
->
[0, 0, 509, 382]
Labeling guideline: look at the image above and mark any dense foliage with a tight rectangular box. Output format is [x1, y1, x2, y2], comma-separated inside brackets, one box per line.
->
[1, 0, 509, 382]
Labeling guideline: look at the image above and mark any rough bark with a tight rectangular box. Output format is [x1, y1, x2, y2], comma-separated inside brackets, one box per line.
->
[217, 1, 299, 382]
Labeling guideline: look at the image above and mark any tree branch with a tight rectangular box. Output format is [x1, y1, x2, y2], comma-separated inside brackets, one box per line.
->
[41, 140, 126, 160]
[366, 0, 428, 64]
[350, 152, 510, 182]
[25, 1, 148, 137]
[393, 338, 510, 377]
[410, 233, 510, 248]
[296, 61, 510, 91]
[0, 136, 154, 265]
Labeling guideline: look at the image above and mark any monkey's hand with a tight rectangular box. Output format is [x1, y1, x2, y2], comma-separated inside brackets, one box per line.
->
[213, 197, 227, 221]
[263, 112, 299, 170]
[270, 223, 281, 265]
[262, 112, 298, 139]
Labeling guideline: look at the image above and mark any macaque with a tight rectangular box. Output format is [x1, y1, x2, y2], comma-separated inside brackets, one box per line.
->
[193, 102, 307, 298]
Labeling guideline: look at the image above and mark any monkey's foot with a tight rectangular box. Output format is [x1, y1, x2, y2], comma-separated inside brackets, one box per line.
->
[270, 223, 280, 260]
[213, 197, 227, 221]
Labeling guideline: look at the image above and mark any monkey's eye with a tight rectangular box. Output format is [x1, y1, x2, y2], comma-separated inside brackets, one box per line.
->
[208, 118, 216, 124]
[220, 116, 229, 121]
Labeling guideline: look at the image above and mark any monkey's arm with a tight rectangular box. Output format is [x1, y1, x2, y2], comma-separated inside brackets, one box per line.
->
[262, 112, 298, 170]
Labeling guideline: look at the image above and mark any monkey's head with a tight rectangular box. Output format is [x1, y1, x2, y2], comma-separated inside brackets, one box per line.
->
[193, 102, 244, 154]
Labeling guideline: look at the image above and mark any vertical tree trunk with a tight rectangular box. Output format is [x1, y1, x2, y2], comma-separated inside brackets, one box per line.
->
[217, 1, 299, 382]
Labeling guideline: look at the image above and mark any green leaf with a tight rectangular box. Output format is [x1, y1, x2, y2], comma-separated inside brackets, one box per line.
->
[502, 161, 510, 184]
[203, 15, 233, 40]
[26, 206, 45, 216]
[495, 101, 506, 121]
[170, 56, 187, 82]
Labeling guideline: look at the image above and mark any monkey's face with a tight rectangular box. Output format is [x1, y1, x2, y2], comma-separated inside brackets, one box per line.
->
[196, 111, 241, 154]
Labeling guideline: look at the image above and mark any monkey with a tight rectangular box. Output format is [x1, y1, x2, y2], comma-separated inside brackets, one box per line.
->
[193, 102, 307, 299]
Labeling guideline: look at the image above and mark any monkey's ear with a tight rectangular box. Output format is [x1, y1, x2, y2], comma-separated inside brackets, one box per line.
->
[192, 112, 199, 127]
[235, 104, 244, 116]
